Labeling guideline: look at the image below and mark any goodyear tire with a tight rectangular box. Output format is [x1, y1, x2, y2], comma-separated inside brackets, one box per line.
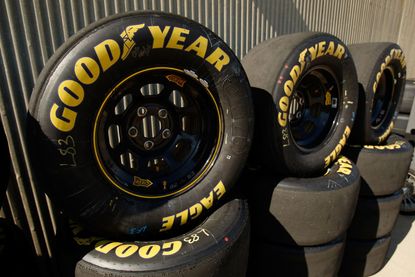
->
[246, 156, 360, 246]
[0, 120, 10, 206]
[56, 199, 249, 277]
[348, 190, 403, 240]
[28, 12, 253, 238]
[248, 237, 345, 277]
[242, 33, 358, 176]
[348, 43, 406, 145]
[339, 236, 391, 277]
[346, 134, 413, 196]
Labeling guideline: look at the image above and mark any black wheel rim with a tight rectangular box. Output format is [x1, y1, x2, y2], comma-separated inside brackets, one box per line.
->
[288, 67, 340, 150]
[371, 67, 395, 128]
[93, 67, 222, 199]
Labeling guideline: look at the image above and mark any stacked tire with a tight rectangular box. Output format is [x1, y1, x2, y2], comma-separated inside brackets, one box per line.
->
[339, 43, 412, 277]
[242, 32, 361, 277]
[27, 12, 254, 276]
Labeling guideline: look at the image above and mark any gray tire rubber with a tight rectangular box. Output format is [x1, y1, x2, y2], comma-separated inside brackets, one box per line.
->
[348, 189, 403, 240]
[58, 199, 250, 277]
[348, 42, 406, 145]
[245, 156, 360, 246]
[242, 32, 358, 176]
[346, 134, 413, 196]
[248, 237, 345, 277]
[399, 79, 415, 113]
[339, 236, 391, 277]
[28, 11, 254, 238]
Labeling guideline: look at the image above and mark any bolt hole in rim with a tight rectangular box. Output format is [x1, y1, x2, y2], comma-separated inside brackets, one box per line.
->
[371, 67, 396, 129]
[288, 66, 341, 151]
[93, 67, 223, 199]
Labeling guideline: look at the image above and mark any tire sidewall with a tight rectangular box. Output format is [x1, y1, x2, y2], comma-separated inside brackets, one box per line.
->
[363, 44, 406, 144]
[29, 12, 253, 237]
[271, 35, 357, 175]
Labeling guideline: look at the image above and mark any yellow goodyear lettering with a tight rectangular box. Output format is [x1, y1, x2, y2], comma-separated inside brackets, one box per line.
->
[148, 26, 171, 48]
[95, 241, 123, 254]
[115, 244, 139, 258]
[324, 126, 351, 168]
[138, 244, 161, 259]
[278, 41, 345, 127]
[378, 122, 394, 143]
[336, 156, 353, 175]
[50, 24, 231, 132]
[94, 240, 183, 258]
[74, 57, 100, 85]
[185, 36, 208, 58]
[365, 140, 404, 150]
[95, 39, 121, 71]
[166, 27, 190, 49]
[162, 241, 182, 256]
[160, 180, 226, 232]
[373, 48, 406, 93]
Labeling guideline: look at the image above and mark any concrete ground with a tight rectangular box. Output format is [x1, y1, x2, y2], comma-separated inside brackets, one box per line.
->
[373, 214, 415, 276]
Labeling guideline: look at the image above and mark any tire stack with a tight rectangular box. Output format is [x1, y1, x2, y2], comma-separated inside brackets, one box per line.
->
[338, 43, 413, 277]
[27, 12, 254, 277]
[241, 33, 361, 277]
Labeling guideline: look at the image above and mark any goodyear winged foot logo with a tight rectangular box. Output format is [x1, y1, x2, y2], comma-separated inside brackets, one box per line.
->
[120, 24, 145, 60]
[49, 23, 230, 133]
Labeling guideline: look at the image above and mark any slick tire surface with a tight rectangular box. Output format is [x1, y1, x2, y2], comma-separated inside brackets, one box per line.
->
[247, 156, 360, 246]
[243, 32, 358, 176]
[56, 199, 249, 277]
[339, 236, 391, 277]
[28, 12, 253, 238]
[248, 237, 345, 277]
[348, 43, 406, 145]
[348, 190, 403, 240]
[346, 134, 413, 196]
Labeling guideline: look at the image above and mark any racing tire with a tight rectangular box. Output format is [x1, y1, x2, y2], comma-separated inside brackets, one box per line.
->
[28, 11, 254, 238]
[55, 199, 249, 277]
[339, 236, 391, 277]
[248, 237, 345, 277]
[348, 43, 406, 145]
[243, 32, 358, 176]
[345, 134, 413, 196]
[348, 189, 403, 240]
[246, 156, 360, 246]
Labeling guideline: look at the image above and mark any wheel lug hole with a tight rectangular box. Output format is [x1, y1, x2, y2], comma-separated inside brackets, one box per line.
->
[158, 109, 168, 119]
[128, 127, 138, 138]
[162, 129, 171, 139]
[144, 140, 154, 150]
[137, 107, 147, 117]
